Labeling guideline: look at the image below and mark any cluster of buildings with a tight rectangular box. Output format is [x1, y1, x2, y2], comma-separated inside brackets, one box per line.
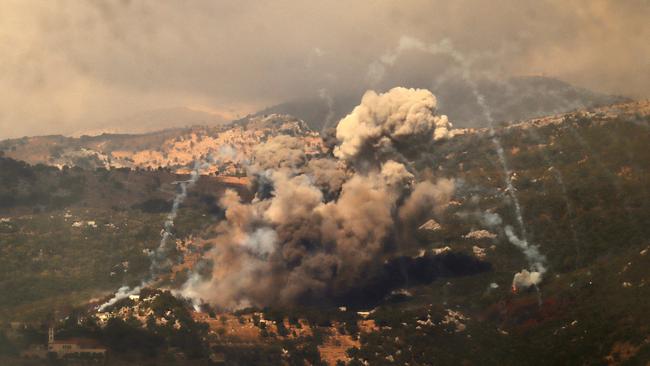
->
[106, 114, 326, 176]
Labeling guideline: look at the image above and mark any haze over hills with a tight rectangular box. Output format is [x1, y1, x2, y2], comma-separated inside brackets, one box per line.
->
[0, 114, 323, 174]
[2, 76, 625, 140]
[2, 96, 642, 177]
[256, 76, 629, 131]
[73, 107, 231, 136]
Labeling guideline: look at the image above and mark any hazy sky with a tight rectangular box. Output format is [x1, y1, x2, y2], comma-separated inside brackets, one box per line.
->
[1, 0, 648, 138]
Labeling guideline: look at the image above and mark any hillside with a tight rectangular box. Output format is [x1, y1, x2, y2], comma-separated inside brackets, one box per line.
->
[86, 107, 230, 136]
[0, 100, 649, 365]
[0, 114, 325, 175]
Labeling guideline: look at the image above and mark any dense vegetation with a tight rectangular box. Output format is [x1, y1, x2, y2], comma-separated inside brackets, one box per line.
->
[0, 110, 649, 364]
[0, 161, 230, 322]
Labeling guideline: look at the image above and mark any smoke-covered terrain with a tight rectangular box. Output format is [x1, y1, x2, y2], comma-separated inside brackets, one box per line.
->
[178, 87, 456, 309]
[1, 2, 649, 364]
[1, 90, 649, 365]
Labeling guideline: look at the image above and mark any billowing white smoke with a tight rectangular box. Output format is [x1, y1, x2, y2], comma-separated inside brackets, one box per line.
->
[98, 285, 141, 312]
[505, 225, 547, 291]
[180, 87, 455, 309]
[334, 87, 452, 165]
[512, 270, 543, 291]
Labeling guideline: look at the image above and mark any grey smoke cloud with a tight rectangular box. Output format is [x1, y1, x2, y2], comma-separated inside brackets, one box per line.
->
[251, 135, 307, 171]
[399, 179, 455, 222]
[1, 0, 648, 138]
[180, 88, 455, 309]
[304, 158, 349, 197]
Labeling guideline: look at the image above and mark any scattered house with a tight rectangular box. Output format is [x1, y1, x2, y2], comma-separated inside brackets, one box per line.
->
[71, 220, 98, 228]
[463, 230, 497, 240]
[96, 312, 111, 324]
[23, 327, 107, 360]
[418, 219, 442, 232]
[432, 246, 452, 255]
[389, 289, 412, 298]
[472, 245, 487, 260]
[47, 327, 107, 358]
[442, 309, 469, 333]
[48, 338, 107, 357]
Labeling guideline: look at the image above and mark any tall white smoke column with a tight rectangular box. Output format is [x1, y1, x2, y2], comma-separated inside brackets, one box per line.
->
[318, 88, 335, 134]
[370, 36, 546, 291]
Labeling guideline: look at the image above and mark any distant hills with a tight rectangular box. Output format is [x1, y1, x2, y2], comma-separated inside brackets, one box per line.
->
[0, 76, 639, 176]
[255, 76, 630, 130]
[73, 107, 230, 137]
[0, 114, 321, 173]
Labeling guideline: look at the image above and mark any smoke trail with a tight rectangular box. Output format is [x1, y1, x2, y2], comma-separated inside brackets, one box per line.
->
[149, 159, 203, 277]
[98, 155, 216, 311]
[371, 36, 546, 290]
[318, 88, 335, 134]
[524, 127, 582, 269]
[98, 285, 141, 312]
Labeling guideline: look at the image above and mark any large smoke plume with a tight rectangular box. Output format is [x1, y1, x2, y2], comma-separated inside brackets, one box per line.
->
[181, 87, 455, 309]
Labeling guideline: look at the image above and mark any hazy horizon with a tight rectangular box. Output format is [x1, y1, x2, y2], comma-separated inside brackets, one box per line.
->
[1, 0, 649, 139]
